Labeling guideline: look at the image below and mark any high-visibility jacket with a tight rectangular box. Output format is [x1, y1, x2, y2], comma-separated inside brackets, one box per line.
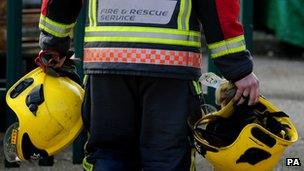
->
[39, 0, 253, 81]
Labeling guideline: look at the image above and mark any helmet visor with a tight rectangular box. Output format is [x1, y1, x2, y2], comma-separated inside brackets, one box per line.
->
[3, 122, 21, 162]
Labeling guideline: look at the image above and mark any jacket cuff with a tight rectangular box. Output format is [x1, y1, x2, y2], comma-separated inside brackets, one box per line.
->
[213, 50, 253, 82]
[39, 31, 71, 56]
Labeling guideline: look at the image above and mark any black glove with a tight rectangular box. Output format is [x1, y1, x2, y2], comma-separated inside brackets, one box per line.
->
[35, 50, 81, 85]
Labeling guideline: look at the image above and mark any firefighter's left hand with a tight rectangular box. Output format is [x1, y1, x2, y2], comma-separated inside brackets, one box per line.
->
[35, 50, 81, 84]
[233, 72, 260, 105]
[35, 50, 66, 75]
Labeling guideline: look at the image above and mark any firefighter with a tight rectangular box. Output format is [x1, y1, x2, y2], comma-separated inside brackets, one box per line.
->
[36, 0, 259, 170]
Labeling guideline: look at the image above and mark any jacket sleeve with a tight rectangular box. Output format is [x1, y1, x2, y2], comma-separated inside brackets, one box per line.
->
[193, 0, 253, 82]
[39, 0, 82, 55]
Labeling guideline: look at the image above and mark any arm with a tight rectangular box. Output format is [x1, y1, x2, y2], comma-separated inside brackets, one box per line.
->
[193, 0, 259, 105]
[39, 0, 82, 56]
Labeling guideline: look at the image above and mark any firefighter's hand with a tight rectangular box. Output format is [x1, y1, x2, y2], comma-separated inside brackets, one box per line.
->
[233, 72, 260, 106]
[35, 50, 81, 84]
[35, 50, 66, 76]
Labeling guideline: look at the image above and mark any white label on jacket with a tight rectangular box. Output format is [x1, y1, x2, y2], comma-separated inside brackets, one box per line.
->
[97, 0, 177, 24]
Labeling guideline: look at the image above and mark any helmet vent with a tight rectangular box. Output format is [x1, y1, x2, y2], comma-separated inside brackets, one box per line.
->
[10, 78, 34, 98]
[251, 127, 276, 148]
[236, 147, 271, 165]
[26, 84, 44, 115]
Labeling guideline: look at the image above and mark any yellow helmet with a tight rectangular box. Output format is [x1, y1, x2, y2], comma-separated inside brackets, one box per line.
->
[4, 67, 84, 162]
[190, 96, 298, 171]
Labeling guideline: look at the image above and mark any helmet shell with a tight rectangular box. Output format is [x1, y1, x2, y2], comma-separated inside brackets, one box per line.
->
[5, 68, 84, 161]
[193, 97, 298, 171]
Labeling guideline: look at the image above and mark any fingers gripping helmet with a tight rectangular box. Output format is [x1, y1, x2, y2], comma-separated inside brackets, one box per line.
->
[190, 96, 298, 171]
[4, 67, 84, 162]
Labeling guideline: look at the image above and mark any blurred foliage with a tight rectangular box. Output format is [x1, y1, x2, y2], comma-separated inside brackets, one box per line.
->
[255, 0, 304, 48]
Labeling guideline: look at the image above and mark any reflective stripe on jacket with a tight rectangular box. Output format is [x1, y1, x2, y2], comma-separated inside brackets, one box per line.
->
[39, 0, 253, 81]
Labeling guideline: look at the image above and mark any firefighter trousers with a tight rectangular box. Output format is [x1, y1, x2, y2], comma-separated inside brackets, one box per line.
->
[82, 74, 201, 171]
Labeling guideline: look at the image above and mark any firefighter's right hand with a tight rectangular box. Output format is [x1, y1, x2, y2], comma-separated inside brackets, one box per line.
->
[233, 72, 260, 106]
[35, 50, 66, 76]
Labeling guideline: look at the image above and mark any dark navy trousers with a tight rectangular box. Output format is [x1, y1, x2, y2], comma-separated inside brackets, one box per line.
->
[82, 74, 201, 171]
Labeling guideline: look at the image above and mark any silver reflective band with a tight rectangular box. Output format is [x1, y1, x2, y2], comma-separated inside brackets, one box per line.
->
[39, 18, 73, 35]
[180, 0, 190, 30]
[209, 40, 246, 55]
[85, 31, 201, 42]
